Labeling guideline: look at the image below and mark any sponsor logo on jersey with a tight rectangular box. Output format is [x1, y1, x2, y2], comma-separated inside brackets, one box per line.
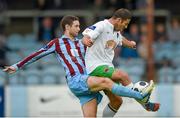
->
[88, 25, 96, 30]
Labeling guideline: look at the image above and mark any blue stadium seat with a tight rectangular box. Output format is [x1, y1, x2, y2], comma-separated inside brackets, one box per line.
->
[8, 72, 24, 85]
[172, 56, 180, 67]
[128, 65, 145, 76]
[0, 71, 5, 78]
[23, 69, 41, 85]
[154, 42, 174, 61]
[174, 67, 180, 82]
[21, 41, 42, 51]
[118, 65, 129, 72]
[42, 73, 57, 84]
[0, 71, 6, 85]
[42, 66, 65, 84]
[154, 49, 173, 61]
[7, 33, 24, 49]
[40, 55, 60, 69]
[7, 33, 24, 42]
[118, 58, 145, 77]
[26, 62, 40, 70]
[119, 58, 145, 67]
[153, 42, 174, 51]
[129, 74, 141, 83]
[174, 42, 180, 50]
[158, 67, 175, 83]
[24, 33, 37, 42]
[6, 52, 23, 65]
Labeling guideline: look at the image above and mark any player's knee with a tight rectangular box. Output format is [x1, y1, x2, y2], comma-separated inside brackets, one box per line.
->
[117, 70, 129, 80]
[100, 77, 112, 87]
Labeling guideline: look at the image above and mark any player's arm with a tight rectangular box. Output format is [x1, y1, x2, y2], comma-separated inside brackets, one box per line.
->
[81, 35, 94, 47]
[82, 21, 104, 47]
[122, 37, 136, 49]
[3, 39, 56, 74]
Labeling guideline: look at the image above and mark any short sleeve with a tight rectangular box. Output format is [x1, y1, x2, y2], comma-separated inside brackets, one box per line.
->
[82, 21, 104, 41]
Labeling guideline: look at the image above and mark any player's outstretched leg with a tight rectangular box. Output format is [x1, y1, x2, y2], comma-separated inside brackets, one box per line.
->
[136, 80, 160, 112]
[106, 69, 159, 112]
[87, 76, 153, 100]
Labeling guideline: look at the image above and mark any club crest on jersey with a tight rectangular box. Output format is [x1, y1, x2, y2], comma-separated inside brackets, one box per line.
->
[104, 68, 109, 72]
[88, 25, 96, 30]
[105, 40, 117, 49]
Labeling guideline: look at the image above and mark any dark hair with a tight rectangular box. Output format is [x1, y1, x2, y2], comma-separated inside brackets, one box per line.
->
[112, 8, 132, 19]
[60, 15, 79, 31]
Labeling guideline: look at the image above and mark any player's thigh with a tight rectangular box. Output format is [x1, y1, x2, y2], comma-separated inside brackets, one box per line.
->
[82, 98, 97, 117]
[87, 76, 113, 92]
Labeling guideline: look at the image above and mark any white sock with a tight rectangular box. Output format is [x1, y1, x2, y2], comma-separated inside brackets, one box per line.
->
[126, 82, 134, 89]
[102, 103, 117, 117]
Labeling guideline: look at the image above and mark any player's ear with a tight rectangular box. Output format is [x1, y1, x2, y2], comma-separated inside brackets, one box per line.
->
[65, 24, 70, 30]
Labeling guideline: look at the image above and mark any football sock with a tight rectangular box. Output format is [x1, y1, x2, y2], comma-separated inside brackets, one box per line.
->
[103, 103, 117, 117]
[111, 83, 143, 99]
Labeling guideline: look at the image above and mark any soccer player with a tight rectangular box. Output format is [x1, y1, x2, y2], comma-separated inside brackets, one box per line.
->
[82, 8, 160, 117]
[3, 15, 154, 117]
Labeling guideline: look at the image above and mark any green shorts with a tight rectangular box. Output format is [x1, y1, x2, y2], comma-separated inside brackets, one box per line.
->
[89, 65, 115, 78]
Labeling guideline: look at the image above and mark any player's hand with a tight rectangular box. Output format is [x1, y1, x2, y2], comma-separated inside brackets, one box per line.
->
[3, 66, 17, 74]
[82, 36, 93, 47]
[129, 41, 136, 49]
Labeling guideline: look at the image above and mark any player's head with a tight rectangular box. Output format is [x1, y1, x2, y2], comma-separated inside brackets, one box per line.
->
[60, 15, 80, 37]
[111, 8, 132, 31]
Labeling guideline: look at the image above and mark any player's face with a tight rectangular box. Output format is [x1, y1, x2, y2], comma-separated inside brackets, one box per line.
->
[69, 20, 80, 37]
[115, 19, 131, 31]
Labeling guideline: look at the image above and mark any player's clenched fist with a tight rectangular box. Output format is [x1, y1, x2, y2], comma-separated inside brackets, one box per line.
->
[82, 35, 93, 47]
[130, 41, 136, 49]
[3, 66, 16, 74]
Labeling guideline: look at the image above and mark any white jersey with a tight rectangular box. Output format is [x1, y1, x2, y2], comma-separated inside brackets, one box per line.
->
[82, 19, 123, 74]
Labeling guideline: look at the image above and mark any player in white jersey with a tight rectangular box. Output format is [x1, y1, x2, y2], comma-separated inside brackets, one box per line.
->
[82, 8, 160, 117]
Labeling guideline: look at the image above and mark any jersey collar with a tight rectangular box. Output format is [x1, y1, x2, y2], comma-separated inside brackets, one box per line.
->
[61, 34, 79, 41]
[104, 19, 114, 30]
